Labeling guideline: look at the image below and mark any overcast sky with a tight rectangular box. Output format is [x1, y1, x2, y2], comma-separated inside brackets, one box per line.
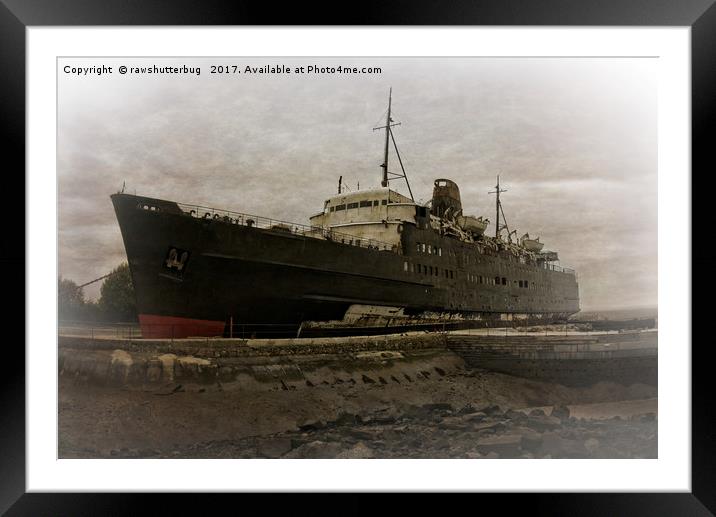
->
[58, 57, 657, 311]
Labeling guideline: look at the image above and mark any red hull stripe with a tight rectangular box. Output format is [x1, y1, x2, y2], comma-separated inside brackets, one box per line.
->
[138, 314, 225, 339]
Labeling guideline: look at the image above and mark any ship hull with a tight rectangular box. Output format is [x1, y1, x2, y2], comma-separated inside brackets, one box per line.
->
[112, 194, 579, 338]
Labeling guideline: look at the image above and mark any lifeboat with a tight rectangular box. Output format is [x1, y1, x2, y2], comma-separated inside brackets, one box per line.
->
[457, 215, 489, 236]
[521, 233, 544, 252]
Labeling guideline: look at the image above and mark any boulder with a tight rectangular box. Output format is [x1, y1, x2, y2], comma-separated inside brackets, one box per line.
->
[473, 420, 508, 433]
[421, 403, 454, 413]
[550, 404, 571, 422]
[460, 412, 487, 423]
[333, 412, 360, 426]
[504, 409, 528, 422]
[481, 404, 505, 417]
[457, 404, 476, 415]
[336, 441, 375, 459]
[346, 429, 375, 441]
[526, 414, 562, 432]
[257, 437, 293, 458]
[297, 419, 326, 432]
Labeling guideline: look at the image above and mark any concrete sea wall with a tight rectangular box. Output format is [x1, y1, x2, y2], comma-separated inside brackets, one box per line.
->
[59, 333, 460, 390]
[58, 330, 658, 389]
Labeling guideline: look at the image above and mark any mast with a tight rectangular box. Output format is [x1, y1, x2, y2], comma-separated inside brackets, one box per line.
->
[372, 88, 414, 200]
[381, 88, 392, 187]
[489, 175, 508, 239]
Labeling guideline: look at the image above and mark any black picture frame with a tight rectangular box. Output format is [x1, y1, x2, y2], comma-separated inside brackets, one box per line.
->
[2, 1, 712, 513]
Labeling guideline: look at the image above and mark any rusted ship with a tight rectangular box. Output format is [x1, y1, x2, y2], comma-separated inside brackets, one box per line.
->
[112, 91, 580, 338]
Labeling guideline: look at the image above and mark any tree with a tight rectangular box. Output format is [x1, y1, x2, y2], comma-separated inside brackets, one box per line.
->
[99, 262, 138, 322]
[58, 277, 85, 321]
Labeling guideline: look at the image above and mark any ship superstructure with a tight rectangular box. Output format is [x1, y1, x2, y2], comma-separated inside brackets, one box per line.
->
[111, 91, 579, 338]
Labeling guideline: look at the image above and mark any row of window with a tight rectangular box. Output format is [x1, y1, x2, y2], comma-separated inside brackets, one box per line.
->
[403, 261, 455, 279]
[418, 243, 548, 272]
[466, 273, 502, 285]
[415, 242, 443, 257]
[330, 199, 389, 212]
[403, 262, 557, 292]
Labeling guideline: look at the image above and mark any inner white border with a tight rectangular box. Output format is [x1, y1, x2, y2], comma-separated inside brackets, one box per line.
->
[27, 27, 690, 492]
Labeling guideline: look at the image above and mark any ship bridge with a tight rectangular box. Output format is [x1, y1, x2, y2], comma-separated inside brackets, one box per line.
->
[309, 187, 418, 247]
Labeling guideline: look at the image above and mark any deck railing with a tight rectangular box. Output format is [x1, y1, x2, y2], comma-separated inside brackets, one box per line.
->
[545, 264, 575, 274]
[173, 202, 400, 253]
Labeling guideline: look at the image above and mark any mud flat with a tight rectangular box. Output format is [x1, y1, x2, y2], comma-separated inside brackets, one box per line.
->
[58, 331, 657, 459]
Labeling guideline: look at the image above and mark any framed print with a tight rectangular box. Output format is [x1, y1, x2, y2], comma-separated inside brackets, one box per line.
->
[2, 0, 713, 513]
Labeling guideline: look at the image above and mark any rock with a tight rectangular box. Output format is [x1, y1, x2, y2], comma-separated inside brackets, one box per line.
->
[504, 409, 528, 422]
[550, 404, 571, 421]
[361, 374, 376, 384]
[457, 404, 476, 415]
[359, 415, 374, 425]
[473, 420, 508, 433]
[461, 411, 487, 423]
[484, 452, 500, 459]
[257, 437, 293, 458]
[373, 414, 399, 425]
[333, 412, 360, 426]
[526, 414, 562, 432]
[481, 404, 505, 416]
[337, 441, 375, 459]
[438, 416, 468, 430]
[464, 451, 482, 459]
[346, 429, 375, 441]
[297, 419, 326, 432]
[528, 408, 546, 417]
[284, 440, 342, 459]
[584, 438, 600, 455]
[476, 434, 523, 457]
[421, 403, 453, 413]
[154, 384, 184, 396]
